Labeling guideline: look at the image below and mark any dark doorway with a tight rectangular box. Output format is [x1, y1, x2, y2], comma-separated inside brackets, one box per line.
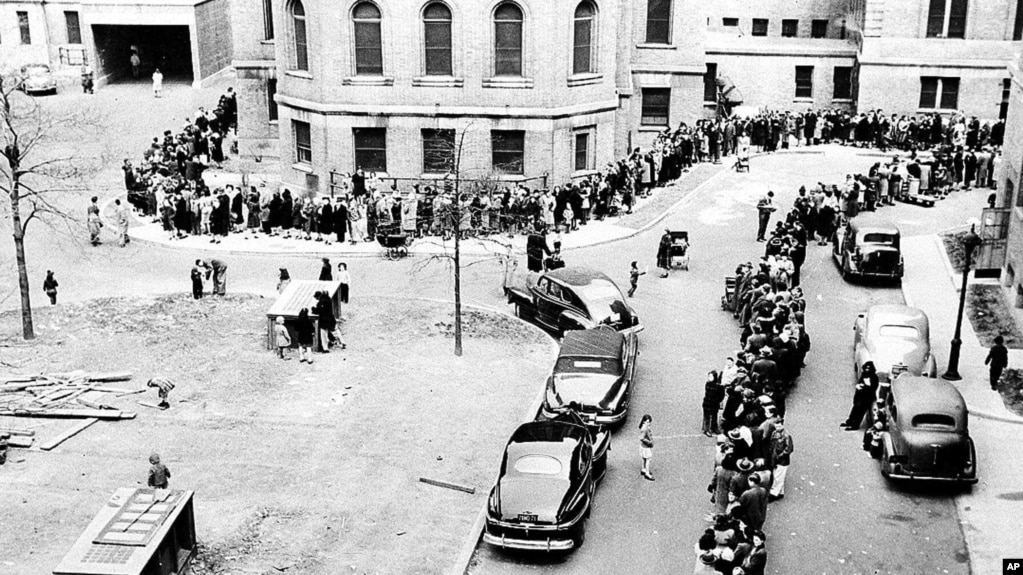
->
[92, 24, 193, 84]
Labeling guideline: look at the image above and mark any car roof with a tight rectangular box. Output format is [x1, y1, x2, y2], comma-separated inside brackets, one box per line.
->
[507, 421, 584, 462]
[546, 266, 613, 288]
[849, 220, 900, 236]
[891, 375, 966, 419]
[867, 304, 928, 329]
[559, 329, 623, 359]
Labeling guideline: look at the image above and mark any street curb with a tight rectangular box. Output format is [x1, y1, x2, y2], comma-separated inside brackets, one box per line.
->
[901, 246, 1023, 426]
[932, 233, 962, 291]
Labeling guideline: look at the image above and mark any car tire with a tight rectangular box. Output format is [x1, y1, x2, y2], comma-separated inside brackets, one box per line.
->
[880, 441, 891, 479]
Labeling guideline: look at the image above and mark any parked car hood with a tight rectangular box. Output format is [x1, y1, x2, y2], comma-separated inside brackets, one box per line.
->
[550, 374, 623, 409]
[497, 476, 572, 523]
[869, 339, 928, 376]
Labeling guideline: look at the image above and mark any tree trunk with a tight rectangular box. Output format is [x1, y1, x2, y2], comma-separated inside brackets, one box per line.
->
[453, 186, 463, 357]
[10, 179, 34, 340]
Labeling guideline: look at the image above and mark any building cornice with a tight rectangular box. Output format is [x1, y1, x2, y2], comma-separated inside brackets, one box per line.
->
[275, 95, 619, 120]
[857, 57, 1012, 70]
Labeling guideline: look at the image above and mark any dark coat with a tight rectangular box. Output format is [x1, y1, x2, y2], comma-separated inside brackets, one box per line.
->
[702, 381, 726, 411]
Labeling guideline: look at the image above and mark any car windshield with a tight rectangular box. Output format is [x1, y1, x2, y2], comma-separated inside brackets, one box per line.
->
[513, 455, 564, 475]
[554, 357, 622, 375]
[862, 232, 897, 245]
[878, 324, 919, 338]
[24, 66, 50, 76]
[911, 413, 957, 429]
[575, 280, 627, 323]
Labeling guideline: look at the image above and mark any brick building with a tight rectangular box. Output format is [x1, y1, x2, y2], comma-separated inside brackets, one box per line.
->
[234, 0, 1023, 193]
[0, 0, 233, 88]
[999, 51, 1023, 300]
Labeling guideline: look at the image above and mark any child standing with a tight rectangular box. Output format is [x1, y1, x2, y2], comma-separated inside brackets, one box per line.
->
[147, 453, 171, 489]
[43, 271, 59, 305]
[639, 414, 655, 481]
[274, 316, 292, 360]
[627, 261, 646, 298]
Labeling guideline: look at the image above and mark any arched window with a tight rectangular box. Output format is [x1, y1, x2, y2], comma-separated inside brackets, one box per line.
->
[494, 3, 523, 77]
[353, 2, 383, 75]
[423, 3, 452, 76]
[573, 1, 596, 75]
[291, 0, 308, 70]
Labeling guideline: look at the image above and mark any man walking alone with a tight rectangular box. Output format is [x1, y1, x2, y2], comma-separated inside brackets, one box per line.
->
[985, 335, 1009, 390]
[756, 191, 776, 242]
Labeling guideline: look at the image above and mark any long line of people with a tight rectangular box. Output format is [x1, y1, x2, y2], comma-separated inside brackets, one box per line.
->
[693, 191, 820, 575]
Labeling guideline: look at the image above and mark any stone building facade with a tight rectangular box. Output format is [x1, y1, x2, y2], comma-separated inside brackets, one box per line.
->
[999, 51, 1023, 300]
[233, 0, 1023, 193]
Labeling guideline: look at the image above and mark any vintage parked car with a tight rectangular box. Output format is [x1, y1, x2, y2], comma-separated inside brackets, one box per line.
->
[539, 328, 638, 425]
[879, 375, 978, 484]
[833, 220, 903, 282]
[483, 410, 610, 551]
[853, 304, 938, 383]
[19, 64, 57, 95]
[505, 267, 642, 336]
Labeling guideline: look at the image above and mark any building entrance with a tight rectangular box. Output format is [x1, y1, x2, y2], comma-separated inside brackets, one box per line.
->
[91, 25, 193, 84]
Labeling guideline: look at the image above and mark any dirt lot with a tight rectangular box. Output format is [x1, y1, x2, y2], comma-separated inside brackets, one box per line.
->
[0, 295, 555, 575]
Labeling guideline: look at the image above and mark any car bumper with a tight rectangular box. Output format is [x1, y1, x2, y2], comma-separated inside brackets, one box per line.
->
[621, 324, 644, 336]
[883, 470, 977, 484]
[482, 532, 575, 551]
[540, 406, 624, 425]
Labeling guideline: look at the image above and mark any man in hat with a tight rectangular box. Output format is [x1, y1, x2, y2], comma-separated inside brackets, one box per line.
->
[755, 191, 776, 242]
[843, 361, 878, 430]
[768, 421, 793, 502]
[985, 334, 1009, 390]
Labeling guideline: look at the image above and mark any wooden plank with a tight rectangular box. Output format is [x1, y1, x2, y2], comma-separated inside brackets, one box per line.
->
[0, 408, 133, 420]
[85, 372, 133, 383]
[85, 386, 136, 394]
[6, 436, 33, 448]
[137, 401, 167, 410]
[0, 426, 35, 437]
[39, 418, 99, 451]
[36, 389, 76, 405]
[418, 477, 476, 494]
[112, 388, 147, 398]
[76, 397, 115, 410]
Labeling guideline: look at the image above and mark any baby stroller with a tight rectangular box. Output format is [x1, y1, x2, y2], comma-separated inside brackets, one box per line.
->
[668, 231, 690, 271]
[734, 154, 750, 173]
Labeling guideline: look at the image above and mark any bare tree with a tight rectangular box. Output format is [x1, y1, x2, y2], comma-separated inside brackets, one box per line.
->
[0, 73, 105, 339]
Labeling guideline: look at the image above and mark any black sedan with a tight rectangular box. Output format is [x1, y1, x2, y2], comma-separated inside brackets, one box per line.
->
[483, 411, 610, 551]
[505, 266, 642, 336]
[540, 329, 639, 425]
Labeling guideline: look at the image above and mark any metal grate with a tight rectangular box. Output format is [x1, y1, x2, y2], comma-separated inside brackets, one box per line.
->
[81, 544, 134, 564]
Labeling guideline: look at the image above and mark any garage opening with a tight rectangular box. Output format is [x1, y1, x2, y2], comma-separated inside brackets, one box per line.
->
[91, 25, 193, 85]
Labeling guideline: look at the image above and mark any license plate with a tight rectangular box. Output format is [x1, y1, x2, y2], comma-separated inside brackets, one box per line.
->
[518, 514, 537, 523]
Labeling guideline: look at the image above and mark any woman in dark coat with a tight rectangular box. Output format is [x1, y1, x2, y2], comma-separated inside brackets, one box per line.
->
[296, 307, 316, 363]
[656, 229, 672, 277]
[173, 194, 190, 236]
[268, 192, 283, 234]
[231, 189, 244, 231]
[281, 190, 294, 236]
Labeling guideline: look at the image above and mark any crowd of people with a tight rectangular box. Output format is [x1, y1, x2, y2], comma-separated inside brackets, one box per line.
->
[688, 186, 821, 575]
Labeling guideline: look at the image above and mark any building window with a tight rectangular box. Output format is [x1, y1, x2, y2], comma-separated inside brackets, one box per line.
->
[573, 1, 596, 75]
[926, 0, 967, 38]
[1014, 0, 1023, 41]
[267, 79, 279, 121]
[263, 0, 275, 40]
[17, 12, 31, 45]
[354, 128, 387, 172]
[722, 17, 738, 27]
[781, 19, 798, 37]
[574, 130, 592, 171]
[751, 18, 768, 36]
[64, 11, 82, 44]
[353, 2, 383, 75]
[640, 88, 670, 125]
[423, 2, 452, 76]
[1002, 78, 1011, 120]
[795, 66, 813, 98]
[422, 129, 455, 173]
[919, 77, 960, 109]
[833, 66, 852, 99]
[294, 120, 312, 164]
[494, 3, 523, 76]
[492, 130, 525, 175]
[704, 63, 718, 103]
[290, 0, 308, 70]
[811, 19, 828, 38]
[646, 0, 671, 44]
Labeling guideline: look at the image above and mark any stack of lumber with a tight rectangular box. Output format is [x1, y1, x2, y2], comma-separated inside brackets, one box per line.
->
[0, 371, 139, 452]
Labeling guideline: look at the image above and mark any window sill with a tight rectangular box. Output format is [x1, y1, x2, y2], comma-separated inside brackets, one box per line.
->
[260, 39, 275, 45]
[571, 169, 598, 178]
[491, 174, 528, 181]
[703, 101, 718, 107]
[916, 107, 956, 113]
[635, 43, 676, 50]
[412, 76, 465, 88]
[567, 73, 603, 87]
[638, 125, 668, 132]
[792, 97, 813, 103]
[285, 70, 313, 80]
[482, 77, 534, 89]
[342, 76, 394, 86]
[832, 98, 853, 103]
[292, 162, 313, 173]
[269, 120, 279, 126]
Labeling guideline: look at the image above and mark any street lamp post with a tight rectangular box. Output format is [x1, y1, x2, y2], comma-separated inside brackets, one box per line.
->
[943, 225, 983, 381]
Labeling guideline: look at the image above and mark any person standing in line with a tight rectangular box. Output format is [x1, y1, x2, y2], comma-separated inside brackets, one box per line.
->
[768, 421, 793, 502]
[985, 335, 1009, 390]
[701, 370, 725, 436]
[87, 196, 102, 246]
[627, 261, 646, 298]
[130, 51, 141, 78]
[147, 453, 171, 489]
[151, 68, 164, 98]
[737, 474, 768, 531]
[337, 262, 350, 303]
[756, 191, 776, 242]
[319, 258, 333, 281]
[42, 271, 58, 305]
[296, 308, 315, 364]
[114, 199, 130, 247]
[639, 414, 655, 481]
[273, 316, 292, 360]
